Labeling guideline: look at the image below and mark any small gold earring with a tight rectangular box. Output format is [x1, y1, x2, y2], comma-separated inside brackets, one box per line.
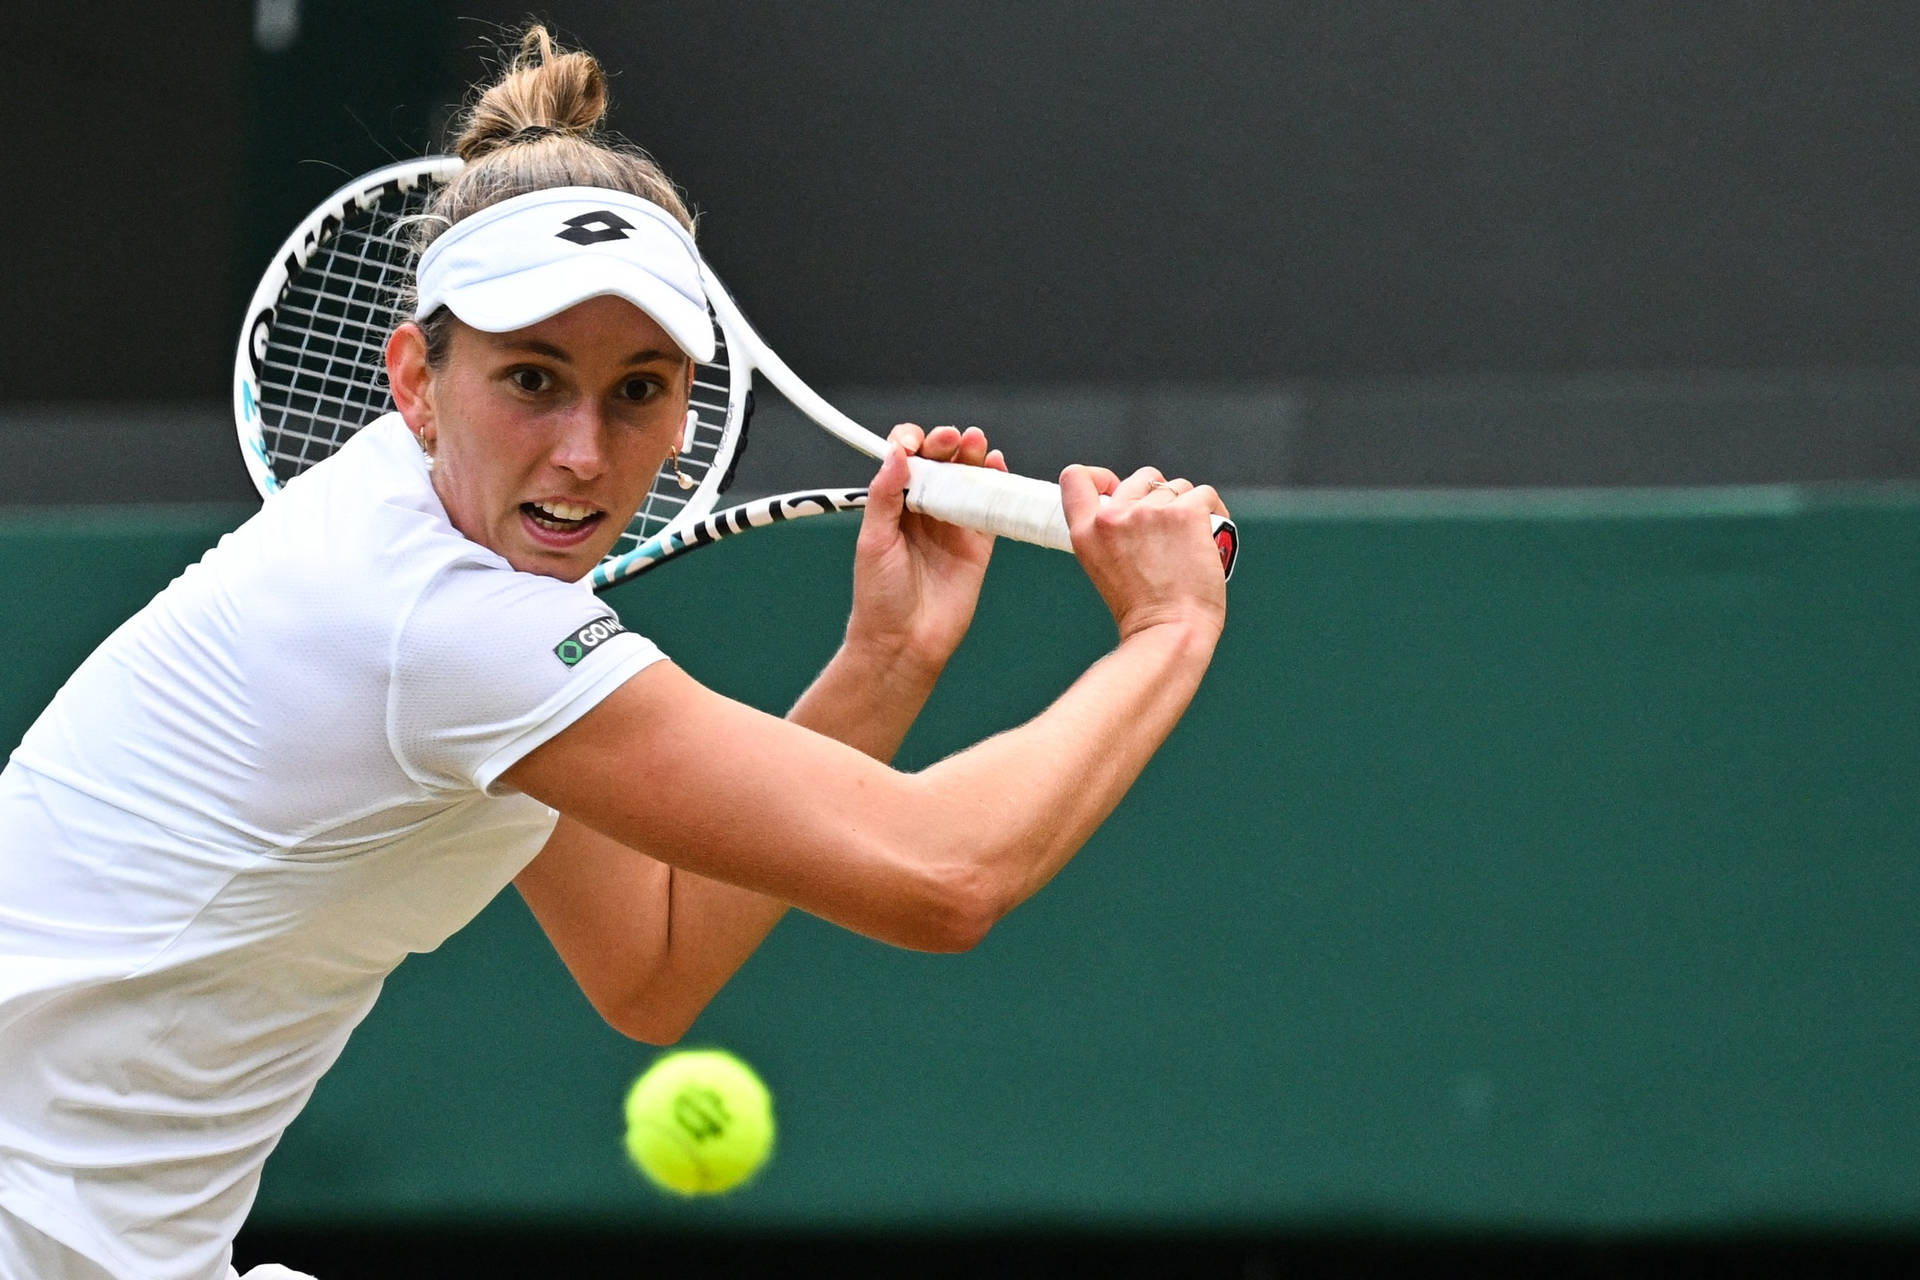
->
[417, 433, 435, 472]
[670, 448, 695, 491]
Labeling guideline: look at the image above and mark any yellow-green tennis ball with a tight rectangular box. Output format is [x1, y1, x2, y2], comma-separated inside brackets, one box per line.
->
[622, 1049, 775, 1196]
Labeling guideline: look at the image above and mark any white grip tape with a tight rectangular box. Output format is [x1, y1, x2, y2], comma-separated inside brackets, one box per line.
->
[903, 457, 1073, 550]
[902, 456, 1242, 581]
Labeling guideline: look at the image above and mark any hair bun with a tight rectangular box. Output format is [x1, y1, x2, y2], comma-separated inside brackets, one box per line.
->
[414, 22, 695, 270]
[454, 26, 608, 163]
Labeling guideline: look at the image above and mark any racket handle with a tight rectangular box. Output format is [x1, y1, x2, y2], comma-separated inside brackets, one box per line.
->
[902, 457, 1239, 581]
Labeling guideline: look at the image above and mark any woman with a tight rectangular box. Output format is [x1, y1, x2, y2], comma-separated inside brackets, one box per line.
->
[0, 28, 1229, 1280]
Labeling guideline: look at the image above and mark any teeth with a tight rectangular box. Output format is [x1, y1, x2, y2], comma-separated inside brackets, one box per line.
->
[532, 501, 598, 522]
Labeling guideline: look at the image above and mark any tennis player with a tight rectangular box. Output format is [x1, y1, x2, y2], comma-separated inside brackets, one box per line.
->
[0, 28, 1230, 1280]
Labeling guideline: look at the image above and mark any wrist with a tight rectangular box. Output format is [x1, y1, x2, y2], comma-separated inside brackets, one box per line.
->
[1116, 603, 1225, 653]
[1106, 616, 1219, 709]
[836, 626, 949, 698]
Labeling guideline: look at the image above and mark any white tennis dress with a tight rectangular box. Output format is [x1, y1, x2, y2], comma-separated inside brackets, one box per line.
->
[0, 414, 665, 1279]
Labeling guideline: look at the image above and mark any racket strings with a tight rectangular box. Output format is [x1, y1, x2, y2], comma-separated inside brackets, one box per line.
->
[257, 193, 428, 487]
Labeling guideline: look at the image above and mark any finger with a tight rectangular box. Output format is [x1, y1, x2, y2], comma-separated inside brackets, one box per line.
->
[1114, 466, 1169, 501]
[1175, 482, 1230, 519]
[954, 426, 991, 468]
[918, 424, 963, 461]
[985, 448, 1008, 473]
[887, 422, 927, 454]
[1140, 476, 1190, 504]
[1059, 464, 1108, 530]
[1064, 463, 1121, 497]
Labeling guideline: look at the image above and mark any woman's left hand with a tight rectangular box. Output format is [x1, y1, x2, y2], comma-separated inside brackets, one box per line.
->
[845, 423, 1007, 678]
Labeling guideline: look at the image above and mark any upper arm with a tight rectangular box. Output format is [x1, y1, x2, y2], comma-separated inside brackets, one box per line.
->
[515, 813, 676, 1039]
[502, 662, 989, 951]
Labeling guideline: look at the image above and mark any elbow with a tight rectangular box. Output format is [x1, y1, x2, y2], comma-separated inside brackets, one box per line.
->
[594, 988, 704, 1047]
[611, 1013, 693, 1047]
[907, 861, 1005, 954]
[606, 1008, 696, 1046]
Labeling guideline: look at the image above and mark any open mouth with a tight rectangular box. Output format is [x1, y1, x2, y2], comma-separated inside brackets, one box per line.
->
[521, 499, 606, 541]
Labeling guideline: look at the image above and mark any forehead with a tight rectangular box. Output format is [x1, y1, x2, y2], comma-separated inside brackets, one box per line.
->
[457, 294, 687, 364]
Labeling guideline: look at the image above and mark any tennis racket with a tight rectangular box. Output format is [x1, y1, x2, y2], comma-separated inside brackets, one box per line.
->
[234, 156, 1239, 588]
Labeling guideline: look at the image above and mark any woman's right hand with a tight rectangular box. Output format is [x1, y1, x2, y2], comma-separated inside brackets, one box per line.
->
[1059, 464, 1231, 643]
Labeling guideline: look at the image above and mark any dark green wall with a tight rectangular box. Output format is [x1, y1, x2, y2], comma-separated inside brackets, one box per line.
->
[3, 492, 1916, 1232]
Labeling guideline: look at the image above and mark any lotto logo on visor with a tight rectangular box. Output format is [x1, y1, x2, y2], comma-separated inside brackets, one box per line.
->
[412, 186, 717, 362]
[554, 615, 627, 667]
[556, 210, 635, 245]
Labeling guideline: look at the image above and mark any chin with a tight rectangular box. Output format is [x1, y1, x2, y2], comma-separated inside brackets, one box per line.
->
[509, 547, 597, 582]
[505, 522, 622, 582]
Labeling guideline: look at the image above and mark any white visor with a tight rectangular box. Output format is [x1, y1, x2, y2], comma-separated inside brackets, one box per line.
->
[413, 186, 716, 362]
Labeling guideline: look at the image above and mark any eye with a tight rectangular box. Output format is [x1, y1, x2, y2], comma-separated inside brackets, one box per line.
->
[507, 367, 551, 394]
[620, 376, 663, 402]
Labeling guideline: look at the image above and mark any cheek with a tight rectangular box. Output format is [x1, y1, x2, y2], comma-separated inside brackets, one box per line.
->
[438, 390, 525, 464]
[626, 412, 685, 465]
[430, 408, 532, 511]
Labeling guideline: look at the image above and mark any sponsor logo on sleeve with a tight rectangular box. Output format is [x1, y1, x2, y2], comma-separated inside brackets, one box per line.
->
[554, 615, 627, 668]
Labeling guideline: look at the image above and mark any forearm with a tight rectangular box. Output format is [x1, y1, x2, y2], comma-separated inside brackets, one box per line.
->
[633, 641, 938, 1028]
[788, 637, 943, 764]
[663, 638, 943, 949]
[913, 617, 1216, 917]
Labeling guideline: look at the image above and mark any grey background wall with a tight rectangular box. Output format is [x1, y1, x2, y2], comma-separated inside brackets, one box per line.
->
[4, 2, 1917, 502]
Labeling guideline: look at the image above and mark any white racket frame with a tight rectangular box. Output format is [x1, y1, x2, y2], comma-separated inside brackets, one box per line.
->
[234, 156, 465, 499]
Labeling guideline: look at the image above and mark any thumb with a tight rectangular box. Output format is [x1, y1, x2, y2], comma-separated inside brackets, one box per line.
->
[1058, 464, 1111, 535]
[865, 444, 911, 525]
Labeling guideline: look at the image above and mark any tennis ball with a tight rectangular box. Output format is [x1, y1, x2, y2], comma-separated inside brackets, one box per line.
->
[622, 1048, 775, 1196]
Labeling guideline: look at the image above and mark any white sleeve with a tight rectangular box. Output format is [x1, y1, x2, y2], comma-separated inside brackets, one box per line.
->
[388, 560, 666, 794]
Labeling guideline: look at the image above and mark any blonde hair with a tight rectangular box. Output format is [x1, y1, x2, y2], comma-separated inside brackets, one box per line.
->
[413, 25, 695, 362]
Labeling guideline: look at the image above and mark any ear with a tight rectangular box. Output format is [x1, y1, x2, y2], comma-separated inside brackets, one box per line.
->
[386, 322, 434, 438]
[681, 363, 699, 450]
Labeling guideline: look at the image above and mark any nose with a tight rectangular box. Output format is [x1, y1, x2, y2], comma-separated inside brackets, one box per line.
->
[549, 401, 609, 481]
